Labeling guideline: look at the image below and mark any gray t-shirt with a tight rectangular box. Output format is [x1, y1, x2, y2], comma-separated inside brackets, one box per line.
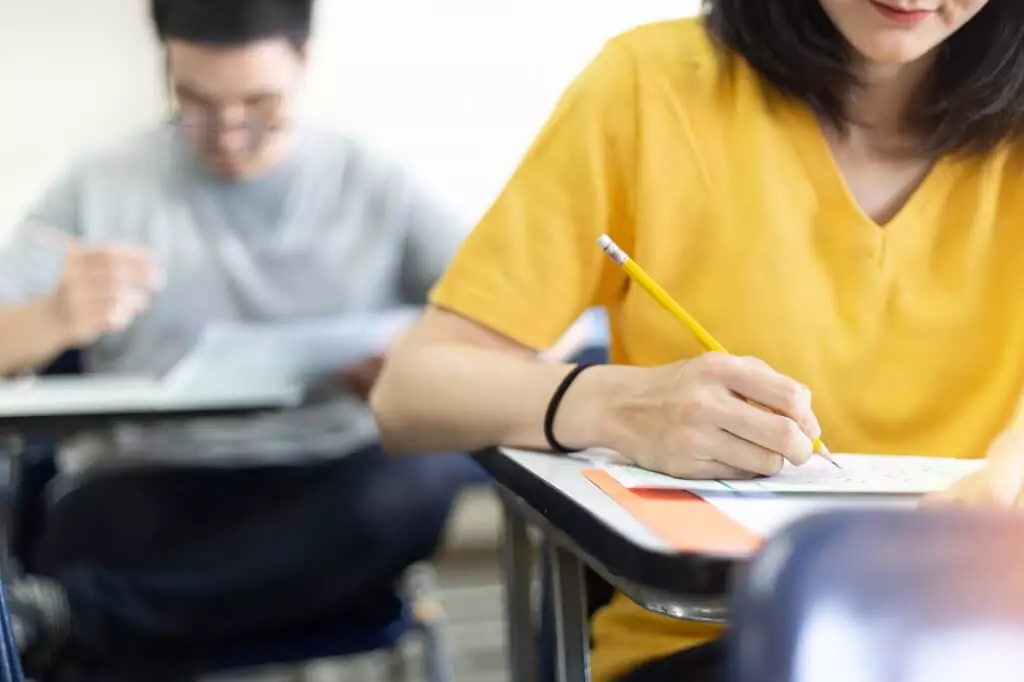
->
[0, 124, 464, 474]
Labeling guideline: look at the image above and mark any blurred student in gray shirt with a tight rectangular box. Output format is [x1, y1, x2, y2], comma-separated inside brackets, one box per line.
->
[0, 1, 471, 677]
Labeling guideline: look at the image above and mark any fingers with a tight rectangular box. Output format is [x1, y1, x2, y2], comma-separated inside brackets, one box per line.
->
[710, 434, 786, 477]
[663, 410, 787, 478]
[661, 457, 759, 482]
[64, 291, 149, 340]
[920, 469, 1024, 510]
[921, 484, 988, 509]
[68, 285, 152, 319]
[97, 290, 152, 329]
[707, 353, 822, 440]
[74, 245, 163, 291]
[56, 244, 162, 343]
[919, 487, 955, 507]
[926, 435, 1024, 510]
[716, 396, 815, 466]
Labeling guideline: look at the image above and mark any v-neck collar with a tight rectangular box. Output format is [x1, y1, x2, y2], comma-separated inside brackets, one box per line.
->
[785, 102, 953, 240]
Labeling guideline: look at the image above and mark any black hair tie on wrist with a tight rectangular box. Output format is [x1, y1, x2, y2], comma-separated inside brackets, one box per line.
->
[544, 364, 597, 454]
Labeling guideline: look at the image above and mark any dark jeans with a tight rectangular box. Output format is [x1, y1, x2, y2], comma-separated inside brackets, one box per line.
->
[617, 639, 727, 682]
[32, 446, 466, 679]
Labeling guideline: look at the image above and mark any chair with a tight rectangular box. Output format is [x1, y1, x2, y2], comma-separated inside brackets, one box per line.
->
[729, 508, 1024, 682]
[8, 350, 454, 682]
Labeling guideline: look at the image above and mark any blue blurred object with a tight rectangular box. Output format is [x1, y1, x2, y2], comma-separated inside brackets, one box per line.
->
[0, 576, 25, 682]
[9, 349, 453, 681]
[730, 509, 1024, 682]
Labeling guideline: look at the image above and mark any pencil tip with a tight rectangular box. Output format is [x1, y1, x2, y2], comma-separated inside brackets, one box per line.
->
[818, 443, 841, 468]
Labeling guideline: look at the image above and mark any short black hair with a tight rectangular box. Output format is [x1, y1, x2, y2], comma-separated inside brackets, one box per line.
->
[706, 0, 1024, 156]
[151, 0, 314, 50]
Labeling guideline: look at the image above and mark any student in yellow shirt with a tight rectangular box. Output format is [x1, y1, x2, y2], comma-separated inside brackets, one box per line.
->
[372, 0, 1024, 679]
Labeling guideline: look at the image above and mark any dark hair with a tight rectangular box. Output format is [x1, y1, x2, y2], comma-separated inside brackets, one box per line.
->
[706, 0, 1024, 155]
[151, 0, 314, 50]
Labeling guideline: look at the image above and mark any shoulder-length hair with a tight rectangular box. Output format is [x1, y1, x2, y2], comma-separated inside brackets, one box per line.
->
[705, 0, 1024, 155]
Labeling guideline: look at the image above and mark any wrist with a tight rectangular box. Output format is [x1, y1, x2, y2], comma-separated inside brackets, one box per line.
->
[552, 364, 642, 453]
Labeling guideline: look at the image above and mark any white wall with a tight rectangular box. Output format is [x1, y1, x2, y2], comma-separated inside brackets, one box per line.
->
[0, 0, 164, 225]
[0, 0, 701, 228]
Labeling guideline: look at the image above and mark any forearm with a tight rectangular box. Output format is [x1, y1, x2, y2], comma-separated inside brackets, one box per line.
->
[371, 341, 630, 455]
[0, 298, 70, 377]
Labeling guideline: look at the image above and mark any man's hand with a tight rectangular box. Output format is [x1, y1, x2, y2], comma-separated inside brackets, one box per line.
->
[924, 429, 1024, 509]
[340, 355, 386, 402]
[47, 243, 163, 346]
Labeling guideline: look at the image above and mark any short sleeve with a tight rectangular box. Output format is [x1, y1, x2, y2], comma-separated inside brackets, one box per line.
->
[0, 167, 82, 304]
[428, 39, 638, 350]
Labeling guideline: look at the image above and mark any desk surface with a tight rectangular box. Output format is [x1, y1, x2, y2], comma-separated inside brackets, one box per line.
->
[0, 376, 303, 432]
[503, 449, 671, 552]
[478, 448, 737, 595]
[479, 448, 913, 597]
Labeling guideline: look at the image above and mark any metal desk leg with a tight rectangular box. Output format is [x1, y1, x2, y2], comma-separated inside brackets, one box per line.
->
[551, 543, 590, 682]
[501, 501, 537, 682]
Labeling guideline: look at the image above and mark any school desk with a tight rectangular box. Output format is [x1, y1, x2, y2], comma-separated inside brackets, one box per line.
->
[0, 374, 303, 435]
[475, 447, 912, 682]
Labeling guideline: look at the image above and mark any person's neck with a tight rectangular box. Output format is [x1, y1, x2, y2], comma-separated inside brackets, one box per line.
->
[240, 128, 300, 180]
[838, 54, 936, 156]
[203, 127, 302, 185]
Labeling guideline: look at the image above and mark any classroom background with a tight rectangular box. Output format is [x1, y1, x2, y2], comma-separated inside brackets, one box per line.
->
[0, 0, 701, 230]
[7, 2, 1024, 682]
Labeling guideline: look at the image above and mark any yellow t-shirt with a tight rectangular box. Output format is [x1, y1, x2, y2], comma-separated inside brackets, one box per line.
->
[430, 17, 1024, 682]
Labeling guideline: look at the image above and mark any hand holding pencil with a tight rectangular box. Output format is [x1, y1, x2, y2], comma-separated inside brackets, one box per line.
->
[594, 234, 836, 474]
[25, 223, 163, 346]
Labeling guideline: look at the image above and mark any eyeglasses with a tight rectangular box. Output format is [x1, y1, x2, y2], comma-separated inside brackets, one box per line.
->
[170, 90, 290, 154]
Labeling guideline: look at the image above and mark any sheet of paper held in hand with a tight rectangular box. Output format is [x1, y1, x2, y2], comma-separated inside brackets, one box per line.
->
[604, 454, 985, 495]
[164, 308, 421, 392]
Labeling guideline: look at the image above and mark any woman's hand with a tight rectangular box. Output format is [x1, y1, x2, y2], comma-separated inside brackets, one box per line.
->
[923, 429, 1024, 509]
[578, 352, 822, 480]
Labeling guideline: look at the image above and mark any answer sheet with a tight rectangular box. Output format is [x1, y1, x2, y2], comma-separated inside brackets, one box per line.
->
[698, 491, 913, 538]
[164, 308, 421, 391]
[605, 454, 985, 495]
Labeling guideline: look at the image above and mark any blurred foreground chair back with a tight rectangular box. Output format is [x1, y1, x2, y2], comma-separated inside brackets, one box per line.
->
[730, 509, 1024, 682]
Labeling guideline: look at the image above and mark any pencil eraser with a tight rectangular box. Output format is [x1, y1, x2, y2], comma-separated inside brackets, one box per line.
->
[597, 235, 628, 265]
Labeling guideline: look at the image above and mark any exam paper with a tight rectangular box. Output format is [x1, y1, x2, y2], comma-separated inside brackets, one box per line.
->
[164, 308, 420, 392]
[605, 454, 985, 495]
[699, 491, 914, 537]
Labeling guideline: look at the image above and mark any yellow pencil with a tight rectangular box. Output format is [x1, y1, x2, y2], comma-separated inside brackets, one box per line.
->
[597, 234, 838, 468]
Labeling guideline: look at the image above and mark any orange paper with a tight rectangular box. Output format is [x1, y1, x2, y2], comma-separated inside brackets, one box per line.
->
[582, 469, 762, 555]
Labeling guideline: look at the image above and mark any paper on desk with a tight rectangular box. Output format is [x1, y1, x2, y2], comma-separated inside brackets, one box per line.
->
[605, 454, 984, 495]
[164, 308, 420, 391]
[696, 490, 915, 538]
